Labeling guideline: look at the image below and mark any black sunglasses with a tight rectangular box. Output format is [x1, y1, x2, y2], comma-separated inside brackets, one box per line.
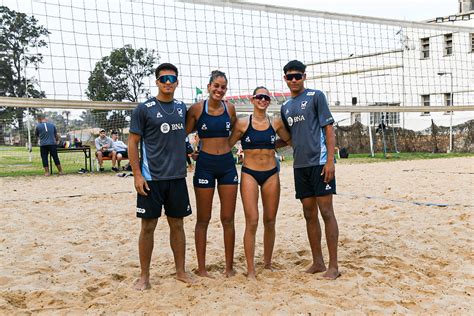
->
[285, 73, 304, 81]
[253, 94, 271, 102]
[158, 74, 178, 84]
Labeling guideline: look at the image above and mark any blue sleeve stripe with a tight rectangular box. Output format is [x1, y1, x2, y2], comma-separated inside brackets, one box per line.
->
[141, 142, 152, 181]
[319, 127, 328, 165]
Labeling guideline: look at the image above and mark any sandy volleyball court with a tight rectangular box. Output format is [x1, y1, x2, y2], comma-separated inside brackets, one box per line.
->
[0, 157, 473, 314]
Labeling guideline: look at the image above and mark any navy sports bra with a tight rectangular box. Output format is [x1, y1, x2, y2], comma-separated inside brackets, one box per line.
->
[240, 115, 276, 150]
[196, 100, 231, 138]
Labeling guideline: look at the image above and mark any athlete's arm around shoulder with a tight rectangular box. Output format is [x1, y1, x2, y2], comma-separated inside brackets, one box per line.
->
[225, 101, 237, 127]
[228, 116, 248, 148]
[273, 118, 292, 147]
[185, 101, 204, 135]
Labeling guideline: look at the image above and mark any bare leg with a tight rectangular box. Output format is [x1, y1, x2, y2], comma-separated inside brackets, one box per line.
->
[56, 164, 63, 175]
[111, 151, 117, 168]
[43, 166, 50, 176]
[117, 153, 122, 168]
[261, 173, 280, 270]
[317, 195, 340, 279]
[167, 216, 195, 283]
[135, 218, 158, 290]
[240, 173, 259, 279]
[96, 152, 103, 168]
[217, 184, 238, 277]
[194, 187, 214, 277]
[301, 197, 326, 273]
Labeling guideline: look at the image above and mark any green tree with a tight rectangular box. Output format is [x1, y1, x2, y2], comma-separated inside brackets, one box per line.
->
[86, 44, 158, 132]
[0, 5, 49, 145]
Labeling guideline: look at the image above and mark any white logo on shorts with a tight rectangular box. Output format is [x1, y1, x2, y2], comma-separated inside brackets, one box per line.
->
[160, 123, 170, 133]
[233, 176, 238, 182]
[198, 179, 209, 184]
[187, 205, 191, 211]
[136, 207, 146, 214]
[325, 184, 332, 190]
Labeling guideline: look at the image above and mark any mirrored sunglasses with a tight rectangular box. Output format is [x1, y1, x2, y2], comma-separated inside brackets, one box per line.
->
[285, 73, 304, 81]
[253, 94, 271, 102]
[158, 75, 178, 84]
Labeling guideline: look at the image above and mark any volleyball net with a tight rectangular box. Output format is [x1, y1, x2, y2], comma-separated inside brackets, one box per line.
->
[0, 0, 473, 175]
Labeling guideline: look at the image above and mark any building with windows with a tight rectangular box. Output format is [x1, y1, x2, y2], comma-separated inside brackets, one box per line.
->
[304, 0, 474, 131]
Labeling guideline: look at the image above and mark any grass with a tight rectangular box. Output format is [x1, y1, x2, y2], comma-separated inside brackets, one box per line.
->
[1, 146, 473, 177]
[337, 152, 474, 164]
[0, 146, 109, 177]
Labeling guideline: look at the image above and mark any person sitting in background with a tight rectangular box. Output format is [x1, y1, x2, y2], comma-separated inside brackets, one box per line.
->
[95, 129, 118, 172]
[111, 130, 128, 169]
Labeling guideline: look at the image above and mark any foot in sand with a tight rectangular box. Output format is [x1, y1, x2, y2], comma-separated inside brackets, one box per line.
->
[133, 278, 151, 291]
[225, 269, 236, 278]
[44, 172, 50, 177]
[305, 263, 327, 274]
[176, 272, 197, 284]
[264, 263, 274, 271]
[196, 270, 214, 278]
[322, 267, 341, 280]
[246, 270, 257, 280]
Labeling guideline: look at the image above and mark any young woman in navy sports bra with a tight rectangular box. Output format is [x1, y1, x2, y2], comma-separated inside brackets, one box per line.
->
[228, 86, 292, 279]
[186, 70, 238, 278]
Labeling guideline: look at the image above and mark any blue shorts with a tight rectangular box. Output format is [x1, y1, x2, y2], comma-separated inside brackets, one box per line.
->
[193, 151, 238, 188]
[294, 165, 336, 199]
[136, 178, 192, 219]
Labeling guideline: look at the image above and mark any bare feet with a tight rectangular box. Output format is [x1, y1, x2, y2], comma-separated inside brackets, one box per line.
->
[176, 272, 197, 284]
[246, 271, 256, 280]
[133, 278, 151, 291]
[305, 263, 327, 274]
[225, 269, 236, 278]
[263, 263, 274, 271]
[196, 270, 214, 278]
[322, 267, 341, 280]
[44, 173, 50, 177]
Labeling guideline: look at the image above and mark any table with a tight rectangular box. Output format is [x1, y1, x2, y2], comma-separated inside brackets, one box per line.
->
[50, 146, 92, 174]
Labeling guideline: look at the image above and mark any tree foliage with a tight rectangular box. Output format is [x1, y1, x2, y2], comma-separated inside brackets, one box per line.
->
[0, 6, 49, 144]
[85, 44, 158, 131]
[86, 44, 157, 103]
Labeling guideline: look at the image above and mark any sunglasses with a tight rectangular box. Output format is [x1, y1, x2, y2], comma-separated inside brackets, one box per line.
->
[285, 73, 304, 81]
[253, 94, 271, 102]
[158, 75, 178, 84]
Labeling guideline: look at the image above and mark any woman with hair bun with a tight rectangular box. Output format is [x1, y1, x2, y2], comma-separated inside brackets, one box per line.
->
[186, 70, 238, 277]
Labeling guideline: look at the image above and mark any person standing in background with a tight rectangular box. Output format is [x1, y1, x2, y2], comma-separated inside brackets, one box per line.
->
[35, 113, 63, 176]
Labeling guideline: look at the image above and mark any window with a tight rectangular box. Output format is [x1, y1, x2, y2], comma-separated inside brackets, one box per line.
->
[421, 37, 430, 59]
[444, 93, 452, 106]
[369, 103, 400, 126]
[444, 33, 453, 56]
[421, 94, 430, 115]
[471, 33, 474, 52]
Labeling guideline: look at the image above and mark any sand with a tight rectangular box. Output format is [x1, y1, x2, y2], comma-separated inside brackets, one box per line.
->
[0, 157, 473, 314]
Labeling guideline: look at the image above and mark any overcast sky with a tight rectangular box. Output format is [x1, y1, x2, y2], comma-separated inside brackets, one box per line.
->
[250, 0, 459, 21]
